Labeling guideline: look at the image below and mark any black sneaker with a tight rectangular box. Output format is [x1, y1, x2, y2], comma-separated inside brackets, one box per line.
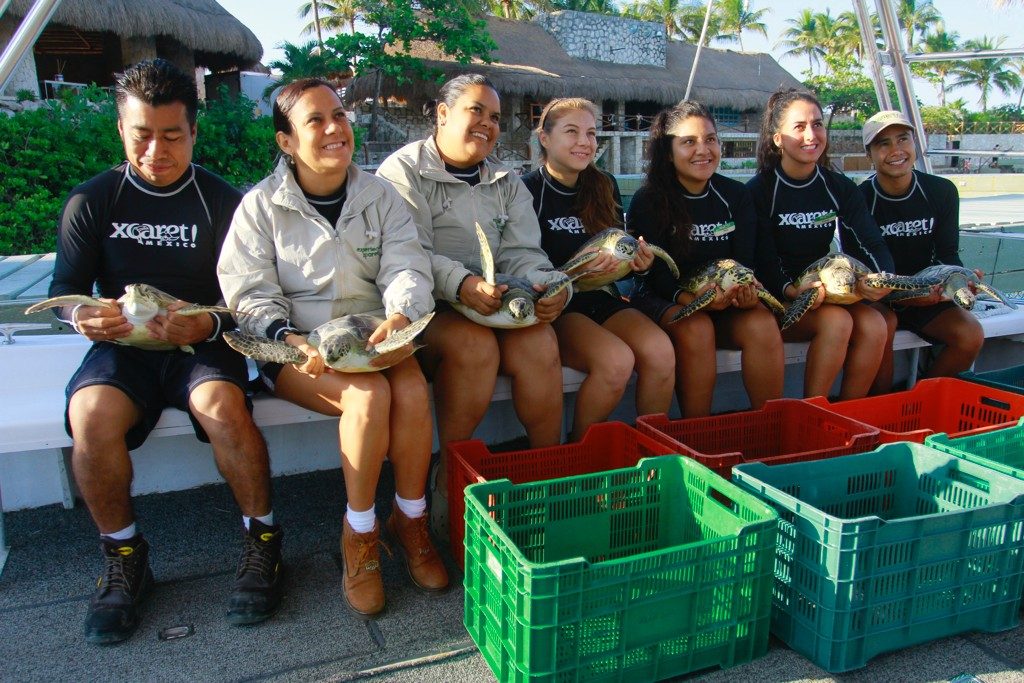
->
[226, 519, 283, 625]
[84, 535, 153, 645]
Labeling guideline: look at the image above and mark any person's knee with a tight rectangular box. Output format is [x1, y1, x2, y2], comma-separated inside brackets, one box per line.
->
[505, 326, 561, 377]
[443, 326, 499, 372]
[637, 334, 676, 375]
[815, 307, 853, 344]
[68, 390, 134, 445]
[392, 372, 431, 419]
[667, 315, 713, 352]
[596, 346, 635, 391]
[950, 319, 985, 356]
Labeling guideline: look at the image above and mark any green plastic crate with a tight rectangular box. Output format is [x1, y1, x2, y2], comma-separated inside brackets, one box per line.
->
[463, 456, 778, 682]
[927, 417, 1024, 482]
[733, 443, 1024, 673]
[960, 365, 1024, 395]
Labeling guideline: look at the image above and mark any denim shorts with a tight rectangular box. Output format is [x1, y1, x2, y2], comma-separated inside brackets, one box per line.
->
[65, 339, 250, 451]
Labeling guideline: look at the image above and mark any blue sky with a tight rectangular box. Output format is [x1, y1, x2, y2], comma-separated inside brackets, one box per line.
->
[217, 0, 1024, 109]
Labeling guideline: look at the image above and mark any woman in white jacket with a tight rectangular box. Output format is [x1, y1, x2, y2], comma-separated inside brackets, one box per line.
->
[377, 74, 569, 538]
[218, 79, 447, 619]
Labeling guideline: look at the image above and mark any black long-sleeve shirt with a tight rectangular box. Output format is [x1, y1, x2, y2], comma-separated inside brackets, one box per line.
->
[51, 162, 242, 329]
[627, 173, 757, 301]
[859, 169, 963, 273]
[747, 165, 894, 298]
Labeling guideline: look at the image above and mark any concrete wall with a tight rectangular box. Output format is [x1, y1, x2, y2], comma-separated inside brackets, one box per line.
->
[535, 11, 665, 67]
[0, 16, 41, 98]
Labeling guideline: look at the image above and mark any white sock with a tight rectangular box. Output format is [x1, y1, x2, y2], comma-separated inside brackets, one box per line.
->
[395, 494, 426, 519]
[243, 511, 275, 530]
[102, 522, 137, 541]
[346, 504, 376, 533]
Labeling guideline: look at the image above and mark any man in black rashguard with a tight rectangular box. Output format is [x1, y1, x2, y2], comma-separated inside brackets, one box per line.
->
[51, 60, 282, 644]
[860, 110, 983, 386]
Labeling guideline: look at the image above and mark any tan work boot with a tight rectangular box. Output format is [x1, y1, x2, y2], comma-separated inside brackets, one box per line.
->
[340, 517, 386, 617]
[386, 502, 449, 593]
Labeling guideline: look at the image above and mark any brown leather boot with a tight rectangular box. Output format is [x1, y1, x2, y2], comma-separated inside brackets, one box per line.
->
[386, 502, 449, 593]
[340, 517, 386, 617]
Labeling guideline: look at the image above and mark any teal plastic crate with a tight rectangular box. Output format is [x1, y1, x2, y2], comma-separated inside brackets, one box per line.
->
[463, 457, 778, 682]
[960, 365, 1024, 395]
[733, 443, 1024, 673]
[927, 417, 1024, 482]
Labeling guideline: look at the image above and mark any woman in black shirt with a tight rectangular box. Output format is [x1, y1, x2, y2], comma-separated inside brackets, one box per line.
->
[522, 98, 674, 440]
[749, 89, 893, 400]
[627, 101, 783, 416]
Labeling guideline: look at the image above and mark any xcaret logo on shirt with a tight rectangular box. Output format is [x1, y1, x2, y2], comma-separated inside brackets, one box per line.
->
[878, 218, 933, 237]
[547, 216, 586, 233]
[109, 222, 199, 248]
[776, 210, 836, 230]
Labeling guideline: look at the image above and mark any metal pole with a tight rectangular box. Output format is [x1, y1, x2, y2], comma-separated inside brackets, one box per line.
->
[684, 0, 716, 101]
[905, 48, 1024, 63]
[0, 0, 13, 20]
[852, 0, 892, 110]
[0, 0, 63, 93]
[874, 0, 932, 173]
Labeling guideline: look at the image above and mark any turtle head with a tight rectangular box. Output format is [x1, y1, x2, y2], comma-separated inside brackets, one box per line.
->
[320, 335, 354, 366]
[121, 284, 159, 321]
[507, 296, 534, 321]
[953, 287, 975, 310]
[612, 235, 638, 260]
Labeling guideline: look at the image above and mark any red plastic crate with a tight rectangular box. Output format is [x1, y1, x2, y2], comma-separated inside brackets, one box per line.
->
[447, 421, 677, 570]
[804, 377, 1024, 443]
[635, 399, 880, 478]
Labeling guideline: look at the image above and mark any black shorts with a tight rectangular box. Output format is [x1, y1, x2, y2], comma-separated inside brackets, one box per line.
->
[65, 339, 251, 451]
[563, 290, 632, 325]
[893, 301, 959, 341]
[631, 292, 676, 325]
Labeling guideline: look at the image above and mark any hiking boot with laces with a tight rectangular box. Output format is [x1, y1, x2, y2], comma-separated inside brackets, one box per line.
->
[84, 535, 153, 645]
[340, 516, 387, 618]
[386, 502, 449, 593]
[227, 519, 284, 625]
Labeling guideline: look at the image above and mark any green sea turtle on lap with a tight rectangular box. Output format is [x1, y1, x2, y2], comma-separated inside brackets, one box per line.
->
[557, 228, 679, 292]
[885, 264, 1018, 311]
[672, 258, 786, 322]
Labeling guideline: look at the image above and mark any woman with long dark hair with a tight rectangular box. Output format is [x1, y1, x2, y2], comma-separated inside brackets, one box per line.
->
[748, 89, 894, 399]
[627, 100, 783, 416]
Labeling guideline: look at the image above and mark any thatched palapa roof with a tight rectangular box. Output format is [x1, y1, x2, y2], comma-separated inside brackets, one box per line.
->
[351, 16, 801, 111]
[9, 0, 262, 68]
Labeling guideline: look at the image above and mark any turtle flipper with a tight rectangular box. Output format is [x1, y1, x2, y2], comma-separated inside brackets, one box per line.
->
[558, 251, 600, 274]
[885, 288, 930, 304]
[473, 222, 496, 286]
[757, 287, 787, 316]
[373, 311, 436, 354]
[223, 331, 307, 364]
[649, 245, 680, 279]
[175, 303, 251, 318]
[668, 288, 717, 322]
[781, 289, 818, 331]
[974, 282, 1017, 309]
[24, 295, 109, 315]
[862, 273, 942, 291]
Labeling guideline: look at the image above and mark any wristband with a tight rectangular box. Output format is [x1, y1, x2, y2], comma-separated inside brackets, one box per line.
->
[204, 313, 222, 342]
[454, 273, 474, 303]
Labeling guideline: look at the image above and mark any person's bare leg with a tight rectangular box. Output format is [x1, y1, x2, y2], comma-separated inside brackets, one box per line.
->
[840, 303, 888, 400]
[418, 311, 499, 493]
[716, 306, 784, 409]
[554, 313, 633, 441]
[783, 304, 852, 399]
[920, 307, 984, 378]
[189, 381, 271, 518]
[68, 385, 142, 534]
[602, 308, 675, 417]
[662, 308, 716, 417]
[382, 357, 433, 500]
[869, 303, 898, 395]
[497, 323, 563, 447]
[273, 366, 390, 510]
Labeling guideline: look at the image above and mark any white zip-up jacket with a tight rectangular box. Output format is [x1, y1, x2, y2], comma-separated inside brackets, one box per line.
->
[218, 159, 434, 336]
[376, 137, 560, 302]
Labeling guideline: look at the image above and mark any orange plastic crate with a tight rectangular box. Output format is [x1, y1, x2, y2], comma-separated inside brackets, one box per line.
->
[635, 399, 880, 478]
[447, 421, 677, 570]
[804, 377, 1024, 443]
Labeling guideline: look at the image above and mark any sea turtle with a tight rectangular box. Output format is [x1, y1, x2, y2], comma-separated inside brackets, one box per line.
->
[670, 259, 786, 322]
[885, 264, 1018, 310]
[557, 228, 680, 292]
[24, 283, 243, 353]
[222, 312, 435, 373]
[781, 253, 940, 330]
[452, 223, 579, 329]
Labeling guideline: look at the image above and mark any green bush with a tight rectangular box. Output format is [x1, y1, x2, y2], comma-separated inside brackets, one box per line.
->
[0, 86, 308, 254]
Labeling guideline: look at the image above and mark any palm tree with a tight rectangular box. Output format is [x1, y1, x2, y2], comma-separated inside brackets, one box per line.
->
[298, 0, 360, 37]
[834, 10, 868, 60]
[715, 0, 768, 51]
[487, 0, 535, 19]
[918, 27, 960, 106]
[266, 40, 352, 95]
[949, 36, 1023, 112]
[895, 0, 941, 51]
[628, 0, 687, 39]
[678, 3, 724, 43]
[776, 9, 822, 73]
